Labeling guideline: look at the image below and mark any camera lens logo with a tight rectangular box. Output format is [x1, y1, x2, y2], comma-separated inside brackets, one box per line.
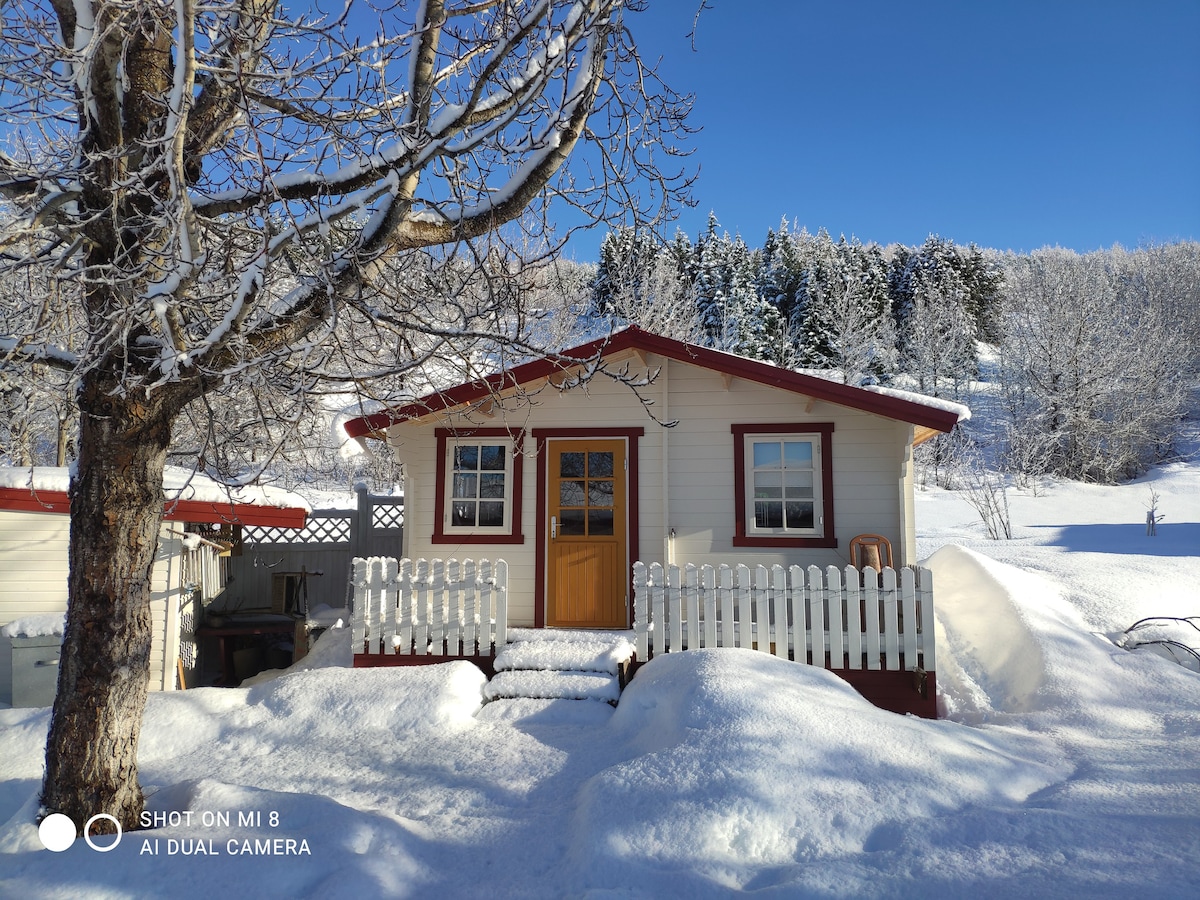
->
[39, 813, 123, 852]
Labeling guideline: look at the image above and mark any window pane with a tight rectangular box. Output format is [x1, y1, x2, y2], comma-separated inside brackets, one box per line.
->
[480, 473, 506, 499]
[479, 445, 506, 471]
[588, 509, 614, 535]
[452, 473, 477, 499]
[451, 501, 476, 527]
[454, 445, 478, 470]
[559, 509, 585, 535]
[785, 500, 815, 530]
[478, 502, 505, 527]
[783, 441, 813, 467]
[753, 471, 782, 499]
[589, 480, 614, 507]
[560, 452, 585, 478]
[588, 452, 614, 477]
[752, 441, 782, 469]
[784, 471, 814, 497]
[559, 480, 586, 506]
[755, 500, 783, 528]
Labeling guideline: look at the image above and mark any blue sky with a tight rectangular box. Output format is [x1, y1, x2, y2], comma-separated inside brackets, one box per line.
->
[563, 1, 1200, 260]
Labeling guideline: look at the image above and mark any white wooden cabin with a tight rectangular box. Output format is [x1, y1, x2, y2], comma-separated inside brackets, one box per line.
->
[0, 468, 307, 698]
[344, 328, 965, 632]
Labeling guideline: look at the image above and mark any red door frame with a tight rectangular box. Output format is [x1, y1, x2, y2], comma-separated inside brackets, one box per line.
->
[532, 427, 643, 628]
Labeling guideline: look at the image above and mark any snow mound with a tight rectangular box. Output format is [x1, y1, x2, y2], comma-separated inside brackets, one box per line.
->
[925, 544, 1051, 718]
[569, 649, 1067, 889]
[245, 662, 486, 734]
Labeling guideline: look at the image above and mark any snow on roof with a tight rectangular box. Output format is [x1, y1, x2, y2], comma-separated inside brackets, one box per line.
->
[0, 466, 309, 511]
[344, 326, 965, 438]
[861, 384, 972, 422]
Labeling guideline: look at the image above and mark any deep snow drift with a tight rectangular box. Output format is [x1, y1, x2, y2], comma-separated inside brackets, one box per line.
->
[1, 468, 1198, 897]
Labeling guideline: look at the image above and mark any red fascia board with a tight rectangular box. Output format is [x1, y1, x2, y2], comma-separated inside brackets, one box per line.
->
[0, 488, 306, 529]
[343, 326, 961, 437]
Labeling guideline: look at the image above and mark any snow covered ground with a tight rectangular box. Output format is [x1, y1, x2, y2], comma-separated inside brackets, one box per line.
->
[2, 465, 1199, 897]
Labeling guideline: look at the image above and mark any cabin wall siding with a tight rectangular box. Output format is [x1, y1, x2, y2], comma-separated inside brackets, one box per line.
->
[1, 508, 182, 693]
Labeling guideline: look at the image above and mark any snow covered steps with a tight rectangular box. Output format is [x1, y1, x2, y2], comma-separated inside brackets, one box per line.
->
[479, 629, 636, 722]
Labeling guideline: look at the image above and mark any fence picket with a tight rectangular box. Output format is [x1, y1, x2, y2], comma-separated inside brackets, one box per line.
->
[449, 559, 467, 653]
[753, 565, 769, 652]
[719, 565, 734, 649]
[652, 562, 666, 657]
[413, 558, 430, 655]
[826, 565, 844, 668]
[633, 562, 649, 660]
[901, 567, 918, 667]
[807, 566, 825, 666]
[918, 567, 936, 672]
[863, 568, 882, 670]
[844, 565, 862, 670]
[882, 567, 900, 670]
[479, 560, 494, 653]
[382, 557, 399, 653]
[493, 560, 507, 649]
[685, 564, 700, 651]
[668, 564, 683, 652]
[351, 558, 370, 652]
[770, 565, 788, 659]
[430, 558, 446, 655]
[703, 565, 718, 649]
[397, 558, 414, 654]
[734, 565, 751, 649]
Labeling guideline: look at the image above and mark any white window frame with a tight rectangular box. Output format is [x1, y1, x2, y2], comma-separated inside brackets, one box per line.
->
[442, 437, 515, 535]
[742, 432, 825, 538]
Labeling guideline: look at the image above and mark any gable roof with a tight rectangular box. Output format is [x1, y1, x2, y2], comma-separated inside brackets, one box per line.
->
[343, 326, 965, 440]
[0, 467, 308, 528]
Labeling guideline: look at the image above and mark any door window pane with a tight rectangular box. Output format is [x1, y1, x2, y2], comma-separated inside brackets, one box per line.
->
[559, 509, 586, 535]
[588, 480, 614, 507]
[588, 452, 614, 477]
[560, 452, 585, 477]
[559, 480, 586, 506]
[588, 510, 615, 535]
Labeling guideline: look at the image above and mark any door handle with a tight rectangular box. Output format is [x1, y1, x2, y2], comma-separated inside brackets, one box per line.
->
[550, 516, 557, 539]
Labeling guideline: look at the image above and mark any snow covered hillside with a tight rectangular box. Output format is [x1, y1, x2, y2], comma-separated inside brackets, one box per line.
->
[1, 464, 1198, 897]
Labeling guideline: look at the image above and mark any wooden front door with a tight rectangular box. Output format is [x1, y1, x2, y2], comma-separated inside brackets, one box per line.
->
[546, 439, 627, 628]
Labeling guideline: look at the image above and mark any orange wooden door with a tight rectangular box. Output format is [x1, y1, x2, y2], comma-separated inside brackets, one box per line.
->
[547, 439, 627, 628]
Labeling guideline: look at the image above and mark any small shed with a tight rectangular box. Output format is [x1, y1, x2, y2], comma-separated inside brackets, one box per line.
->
[0, 467, 308, 702]
[344, 327, 966, 631]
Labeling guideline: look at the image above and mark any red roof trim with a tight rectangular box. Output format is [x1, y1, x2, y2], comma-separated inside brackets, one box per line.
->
[0, 487, 307, 528]
[343, 326, 962, 438]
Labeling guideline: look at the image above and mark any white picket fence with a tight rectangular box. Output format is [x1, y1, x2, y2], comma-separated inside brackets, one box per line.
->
[632, 562, 935, 673]
[351, 557, 508, 657]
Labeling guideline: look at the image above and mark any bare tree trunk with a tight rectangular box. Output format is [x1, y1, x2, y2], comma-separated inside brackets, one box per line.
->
[40, 369, 176, 834]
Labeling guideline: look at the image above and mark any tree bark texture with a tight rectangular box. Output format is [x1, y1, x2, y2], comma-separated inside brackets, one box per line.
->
[40, 369, 175, 834]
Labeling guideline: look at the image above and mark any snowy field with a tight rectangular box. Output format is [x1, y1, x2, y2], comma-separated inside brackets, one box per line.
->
[2, 466, 1199, 897]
